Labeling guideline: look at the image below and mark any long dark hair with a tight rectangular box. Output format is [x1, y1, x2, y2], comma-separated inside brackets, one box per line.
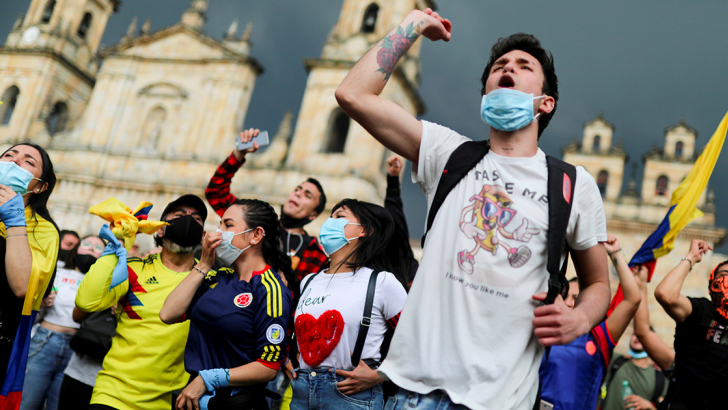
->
[231, 198, 293, 288]
[1, 142, 59, 233]
[332, 199, 410, 290]
[64, 235, 105, 270]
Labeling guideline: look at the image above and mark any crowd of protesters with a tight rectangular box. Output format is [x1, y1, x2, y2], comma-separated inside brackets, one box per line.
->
[1, 7, 727, 410]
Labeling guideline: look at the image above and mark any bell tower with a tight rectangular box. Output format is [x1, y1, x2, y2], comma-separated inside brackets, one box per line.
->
[285, 0, 433, 203]
[0, 0, 120, 144]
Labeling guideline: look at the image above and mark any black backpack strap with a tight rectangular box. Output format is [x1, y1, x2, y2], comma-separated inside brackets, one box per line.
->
[421, 140, 491, 247]
[544, 156, 577, 305]
[652, 368, 665, 404]
[351, 270, 380, 367]
[299, 273, 319, 295]
[606, 355, 630, 388]
[534, 156, 577, 410]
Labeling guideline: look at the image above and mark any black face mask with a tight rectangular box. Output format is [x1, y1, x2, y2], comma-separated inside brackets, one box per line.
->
[163, 215, 204, 248]
[75, 254, 98, 274]
[58, 249, 70, 263]
[279, 205, 313, 229]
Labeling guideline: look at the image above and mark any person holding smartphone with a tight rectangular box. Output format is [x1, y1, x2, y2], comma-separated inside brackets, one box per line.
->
[206, 128, 329, 293]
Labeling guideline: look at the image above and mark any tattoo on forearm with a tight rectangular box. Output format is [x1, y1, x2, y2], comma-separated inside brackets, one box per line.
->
[376, 20, 423, 80]
[612, 256, 619, 266]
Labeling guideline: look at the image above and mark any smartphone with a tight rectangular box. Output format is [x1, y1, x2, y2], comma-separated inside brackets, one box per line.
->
[236, 130, 269, 151]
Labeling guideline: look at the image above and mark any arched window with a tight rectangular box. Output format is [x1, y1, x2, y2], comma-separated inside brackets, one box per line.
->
[361, 3, 379, 33]
[675, 141, 684, 158]
[1, 86, 20, 126]
[41, 0, 56, 24]
[46, 101, 68, 135]
[656, 175, 669, 197]
[77, 12, 92, 39]
[597, 170, 608, 197]
[324, 108, 350, 153]
[141, 106, 166, 149]
[592, 135, 601, 151]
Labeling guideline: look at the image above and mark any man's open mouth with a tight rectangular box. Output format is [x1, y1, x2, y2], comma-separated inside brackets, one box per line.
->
[498, 75, 515, 88]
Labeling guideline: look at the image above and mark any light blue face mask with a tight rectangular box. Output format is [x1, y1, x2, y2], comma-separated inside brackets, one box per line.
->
[319, 218, 361, 256]
[0, 161, 40, 195]
[481, 88, 546, 132]
[215, 228, 253, 266]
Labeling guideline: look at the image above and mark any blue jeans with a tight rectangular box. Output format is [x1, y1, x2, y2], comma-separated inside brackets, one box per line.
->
[20, 326, 74, 410]
[384, 389, 469, 410]
[290, 368, 384, 410]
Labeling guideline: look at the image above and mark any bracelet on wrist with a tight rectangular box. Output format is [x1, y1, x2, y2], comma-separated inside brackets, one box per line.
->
[193, 265, 208, 277]
[680, 257, 694, 272]
[5, 233, 28, 238]
[607, 248, 622, 257]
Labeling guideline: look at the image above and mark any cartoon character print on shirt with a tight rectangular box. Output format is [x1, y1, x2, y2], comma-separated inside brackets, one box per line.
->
[457, 184, 540, 274]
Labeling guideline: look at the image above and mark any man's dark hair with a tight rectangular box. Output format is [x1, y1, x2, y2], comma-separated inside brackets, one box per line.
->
[480, 33, 559, 138]
[306, 177, 326, 215]
[60, 230, 80, 241]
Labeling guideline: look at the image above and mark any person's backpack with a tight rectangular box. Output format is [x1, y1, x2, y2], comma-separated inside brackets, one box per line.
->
[420, 139, 577, 410]
[69, 308, 117, 360]
[605, 356, 666, 405]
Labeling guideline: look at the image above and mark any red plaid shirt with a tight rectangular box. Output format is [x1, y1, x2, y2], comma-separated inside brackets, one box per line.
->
[205, 153, 328, 281]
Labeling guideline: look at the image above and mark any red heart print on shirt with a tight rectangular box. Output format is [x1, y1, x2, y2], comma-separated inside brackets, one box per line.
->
[295, 310, 345, 367]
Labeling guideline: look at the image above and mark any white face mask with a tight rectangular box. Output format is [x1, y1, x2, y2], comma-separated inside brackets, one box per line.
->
[214, 228, 253, 265]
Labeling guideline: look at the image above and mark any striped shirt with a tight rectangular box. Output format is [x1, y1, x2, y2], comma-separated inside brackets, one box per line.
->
[184, 265, 292, 373]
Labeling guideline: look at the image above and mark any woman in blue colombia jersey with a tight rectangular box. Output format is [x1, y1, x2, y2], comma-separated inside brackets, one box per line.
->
[161, 198, 293, 410]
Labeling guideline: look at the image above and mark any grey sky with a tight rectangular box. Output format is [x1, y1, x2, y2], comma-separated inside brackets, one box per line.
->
[3, 0, 728, 252]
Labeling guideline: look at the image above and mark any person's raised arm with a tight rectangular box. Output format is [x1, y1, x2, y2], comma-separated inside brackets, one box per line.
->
[335, 8, 451, 164]
[633, 265, 675, 370]
[75, 253, 129, 312]
[533, 243, 610, 346]
[160, 231, 220, 324]
[655, 239, 711, 323]
[604, 235, 642, 342]
[205, 129, 260, 218]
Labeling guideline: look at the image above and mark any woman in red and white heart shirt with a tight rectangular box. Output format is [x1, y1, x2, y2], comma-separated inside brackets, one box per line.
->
[290, 199, 409, 410]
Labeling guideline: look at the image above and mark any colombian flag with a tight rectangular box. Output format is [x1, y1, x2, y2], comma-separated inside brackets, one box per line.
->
[1, 209, 58, 409]
[608, 110, 728, 315]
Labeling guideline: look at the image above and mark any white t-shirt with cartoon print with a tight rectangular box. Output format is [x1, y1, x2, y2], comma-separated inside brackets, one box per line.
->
[295, 267, 407, 370]
[377, 121, 607, 410]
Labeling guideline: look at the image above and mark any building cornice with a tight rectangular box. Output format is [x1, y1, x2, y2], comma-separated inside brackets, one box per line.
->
[607, 218, 726, 246]
[0, 48, 95, 85]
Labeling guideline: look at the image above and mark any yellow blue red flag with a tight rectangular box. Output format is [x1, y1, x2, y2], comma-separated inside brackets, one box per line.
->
[609, 110, 728, 315]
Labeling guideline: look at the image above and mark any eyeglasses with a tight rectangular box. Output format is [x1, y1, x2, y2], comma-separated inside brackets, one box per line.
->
[80, 240, 105, 253]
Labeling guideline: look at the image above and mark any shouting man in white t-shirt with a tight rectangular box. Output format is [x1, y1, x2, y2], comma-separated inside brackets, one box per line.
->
[335, 8, 611, 410]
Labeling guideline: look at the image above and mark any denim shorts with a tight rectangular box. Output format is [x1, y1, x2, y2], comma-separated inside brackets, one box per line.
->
[290, 368, 384, 410]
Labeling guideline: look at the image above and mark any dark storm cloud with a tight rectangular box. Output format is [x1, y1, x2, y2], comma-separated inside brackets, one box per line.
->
[3, 1, 728, 251]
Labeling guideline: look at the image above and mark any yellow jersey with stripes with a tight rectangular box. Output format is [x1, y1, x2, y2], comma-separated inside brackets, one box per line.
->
[75, 253, 203, 410]
[184, 264, 292, 373]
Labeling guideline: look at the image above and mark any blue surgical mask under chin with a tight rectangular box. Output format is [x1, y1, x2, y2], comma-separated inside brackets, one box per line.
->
[628, 348, 649, 359]
[215, 228, 253, 266]
[0, 161, 40, 195]
[319, 218, 361, 257]
[481, 88, 546, 132]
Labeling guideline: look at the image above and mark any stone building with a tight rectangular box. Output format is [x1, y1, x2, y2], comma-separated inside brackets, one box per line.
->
[563, 115, 726, 349]
[0, 0, 431, 233]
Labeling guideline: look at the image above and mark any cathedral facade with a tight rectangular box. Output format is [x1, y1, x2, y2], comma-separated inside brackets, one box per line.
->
[0, 0, 431, 234]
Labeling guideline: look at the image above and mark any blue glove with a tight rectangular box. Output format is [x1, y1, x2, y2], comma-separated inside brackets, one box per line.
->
[199, 369, 236, 410]
[98, 224, 128, 290]
[199, 368, 230, 391]
[0, 193, 26, 228]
